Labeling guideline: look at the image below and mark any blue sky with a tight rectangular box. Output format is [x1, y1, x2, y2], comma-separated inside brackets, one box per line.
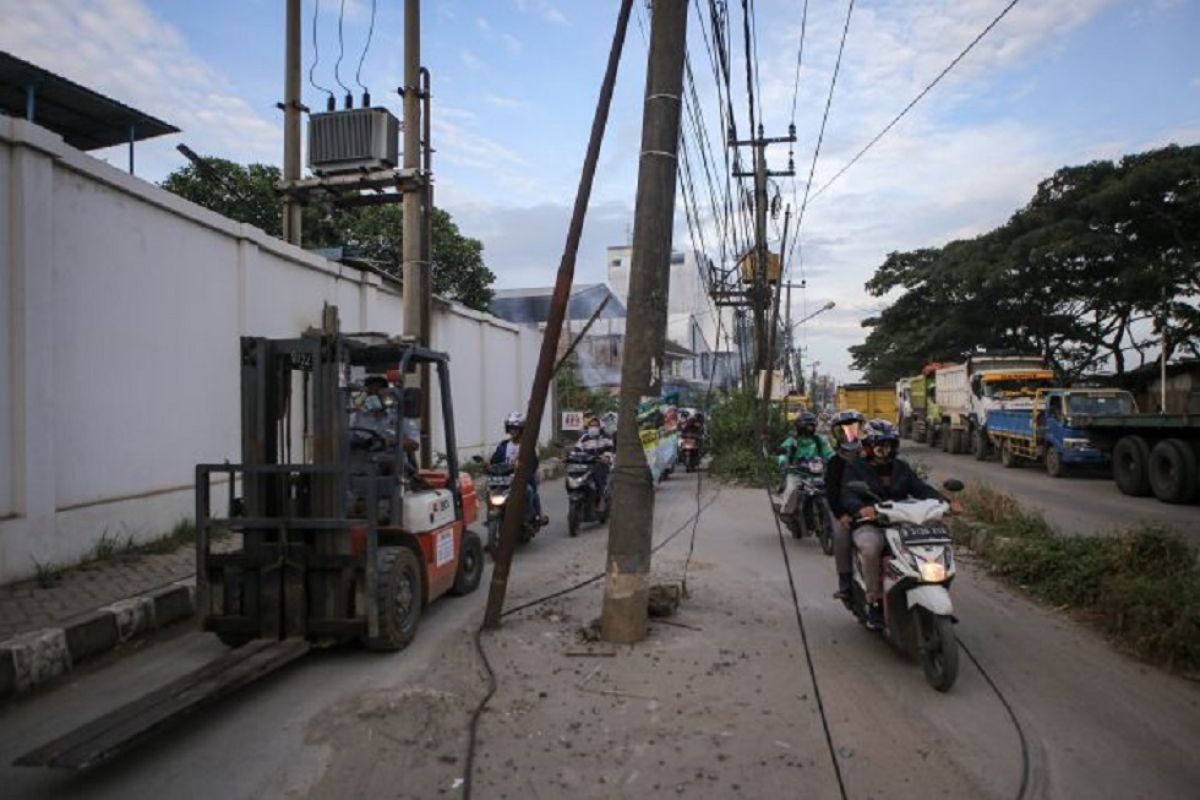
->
[2, 0, 1198, 378]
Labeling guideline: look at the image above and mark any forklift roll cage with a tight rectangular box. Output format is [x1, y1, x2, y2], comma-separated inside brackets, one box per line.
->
[195, 332, 462, 644]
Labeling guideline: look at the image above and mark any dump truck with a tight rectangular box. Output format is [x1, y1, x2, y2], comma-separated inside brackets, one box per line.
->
[987, 388, 1137, 477]
[896, 374, 927, 440]
[934, 354, 1054, 457]
[1072, 410, 1200, 504]
[837, 383, 897, 423]
[913, 362, 954, 446]
[18, 327, 486, 769]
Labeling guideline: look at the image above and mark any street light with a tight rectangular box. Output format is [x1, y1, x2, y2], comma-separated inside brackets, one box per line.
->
[788, 300, 836, 332]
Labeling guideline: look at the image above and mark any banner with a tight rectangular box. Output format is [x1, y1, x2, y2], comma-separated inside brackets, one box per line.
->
[638, 392, 680, 483]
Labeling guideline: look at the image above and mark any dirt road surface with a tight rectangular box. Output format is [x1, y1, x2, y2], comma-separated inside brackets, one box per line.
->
[908, 446, 1197, 539]
[1, 477, 1197, 799]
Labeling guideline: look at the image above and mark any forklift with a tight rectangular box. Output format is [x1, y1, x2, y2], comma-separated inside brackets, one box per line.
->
[17, 327, 485, 769]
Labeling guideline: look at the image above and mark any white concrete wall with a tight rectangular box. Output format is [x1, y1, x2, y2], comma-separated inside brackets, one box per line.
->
[0, 117, 548, 583]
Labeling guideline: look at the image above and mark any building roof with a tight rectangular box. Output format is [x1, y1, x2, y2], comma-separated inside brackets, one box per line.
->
[489, 283, 626, 325]
[0, 51, 179, 150]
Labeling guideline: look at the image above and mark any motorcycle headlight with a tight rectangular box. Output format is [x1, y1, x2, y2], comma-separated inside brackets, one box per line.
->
[919, 560, 946, 583]
[490, 495, 507, 507]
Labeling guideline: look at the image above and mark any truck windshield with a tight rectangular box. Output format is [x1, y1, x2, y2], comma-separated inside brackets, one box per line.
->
[985, 378, 1053, 398]
[1068, 393, 1135, 416]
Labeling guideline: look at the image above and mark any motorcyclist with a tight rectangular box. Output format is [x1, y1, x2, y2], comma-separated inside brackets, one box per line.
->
[490, 411, 548, 526]
[681, 410, 704, 436]
[825, 410, 864, 600]
[574, 416, 614, 512]
[840, 419, 963, 631]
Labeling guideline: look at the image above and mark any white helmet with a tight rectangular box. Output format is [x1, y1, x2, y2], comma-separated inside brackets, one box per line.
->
[504, 411, 526, 431]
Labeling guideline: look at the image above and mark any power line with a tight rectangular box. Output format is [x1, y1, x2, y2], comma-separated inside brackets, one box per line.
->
[809, 0, 1024, 203]
[333, 0, 350, 97]
[788, 0, 811, 127]
[354, 0, 378, 95]
[308, 0, 334, 102]
[789, 0, 855, 267]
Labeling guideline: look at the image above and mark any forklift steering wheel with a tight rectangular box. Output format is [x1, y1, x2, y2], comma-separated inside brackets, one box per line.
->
[349, 426, 389, 453]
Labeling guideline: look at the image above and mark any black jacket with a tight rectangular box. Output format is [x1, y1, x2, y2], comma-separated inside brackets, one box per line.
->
[839, 457, 943, 519]
[825, 454, 851, 517]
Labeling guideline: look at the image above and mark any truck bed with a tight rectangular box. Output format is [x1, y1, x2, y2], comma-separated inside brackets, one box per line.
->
[985, 408, 1035, 438]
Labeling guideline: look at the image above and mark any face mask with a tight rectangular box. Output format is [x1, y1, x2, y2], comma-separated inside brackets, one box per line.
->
[588, 426, 600, 435]
[365, 395, 383, 412]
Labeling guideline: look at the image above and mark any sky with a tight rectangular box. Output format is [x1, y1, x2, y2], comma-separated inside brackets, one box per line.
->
[2, 0, 1198, 380]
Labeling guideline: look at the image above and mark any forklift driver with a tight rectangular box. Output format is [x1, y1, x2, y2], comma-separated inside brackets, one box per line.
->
[350, 375, 397, 450]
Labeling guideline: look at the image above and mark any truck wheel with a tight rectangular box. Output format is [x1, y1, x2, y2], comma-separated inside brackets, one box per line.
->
[450, 530, 484, 596]
[1045, 447, 1067, 478]
[973, 429, 990, 461]
[362, 547, 422, 652]
[1148, 439, 1198, 504]
[949, 428, 964, 455]
[914, 424, 927, 444]
[1112, 436, 1151, 497]
[941, 423, 951, 452]
[1000, 441, 1018, 469]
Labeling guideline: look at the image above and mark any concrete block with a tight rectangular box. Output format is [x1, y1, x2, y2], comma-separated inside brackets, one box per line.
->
[62, 609, 119, 663]
[103, 596, 156, 642]
[150, 584, 195, 627]
[6, 628, 71, 691]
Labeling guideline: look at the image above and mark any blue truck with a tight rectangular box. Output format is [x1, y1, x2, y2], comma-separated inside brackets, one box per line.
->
[985, 388, 1139, 477]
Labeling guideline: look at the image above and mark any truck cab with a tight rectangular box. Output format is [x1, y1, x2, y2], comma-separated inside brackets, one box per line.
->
[937, 355, 1053, 458]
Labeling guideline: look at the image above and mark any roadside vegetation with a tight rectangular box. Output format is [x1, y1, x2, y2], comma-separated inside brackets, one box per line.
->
[953, 484, 1200, 674]
[708, 388, 788, 484]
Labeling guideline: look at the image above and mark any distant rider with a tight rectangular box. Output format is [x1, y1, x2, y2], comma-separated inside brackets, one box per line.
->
[574, 416, 614, 512]
[490, 411, 548, 526]
[840, 419, 963, 631]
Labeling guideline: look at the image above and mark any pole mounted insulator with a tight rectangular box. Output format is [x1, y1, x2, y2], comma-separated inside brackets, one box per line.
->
[326, 95, 336, 112]
[343, 92, 353, 109]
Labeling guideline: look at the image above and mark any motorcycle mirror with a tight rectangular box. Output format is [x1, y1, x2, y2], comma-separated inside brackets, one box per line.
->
[942, 479, 964, 493]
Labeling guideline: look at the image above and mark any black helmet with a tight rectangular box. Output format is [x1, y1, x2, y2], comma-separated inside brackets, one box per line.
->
[795, 411, 818, 435]
[862, 418, 900, 464]
[830, 409, 865, 453]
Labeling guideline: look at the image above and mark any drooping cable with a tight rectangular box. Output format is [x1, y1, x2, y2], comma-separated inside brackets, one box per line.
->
[809, 0, 1024, 203]
[354, 0, 378, 96]
[333, 0, 351, 98]
[308, 0, 335, 103]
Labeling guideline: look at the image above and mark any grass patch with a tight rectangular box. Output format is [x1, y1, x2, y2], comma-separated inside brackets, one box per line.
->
[953, 485, 1200, 674]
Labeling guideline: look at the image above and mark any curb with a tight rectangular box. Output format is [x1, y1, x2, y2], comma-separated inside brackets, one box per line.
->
[0, 578, 196, 701]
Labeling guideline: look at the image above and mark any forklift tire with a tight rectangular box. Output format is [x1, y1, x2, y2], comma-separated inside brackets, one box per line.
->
[451, 530, 484, 596]
[362, 547, 422, 652]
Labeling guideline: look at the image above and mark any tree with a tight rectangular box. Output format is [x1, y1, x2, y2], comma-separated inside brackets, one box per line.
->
[851, 144, 1200, 382]
[160, 157, 497, 310]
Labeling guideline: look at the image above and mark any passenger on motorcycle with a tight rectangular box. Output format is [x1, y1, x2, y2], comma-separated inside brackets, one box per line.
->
[573, 416, 614, 512]
[840, 419, 962, 631]
[490, 411, 548, 526]
[826, 410, 865, 600]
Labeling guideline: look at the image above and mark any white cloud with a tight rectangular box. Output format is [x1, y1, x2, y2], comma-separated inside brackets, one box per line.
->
[459, 48, 484, 70]
[485, 94, 524, 109]
[0, 0, 279, 178]
[501, 33, 523, 55]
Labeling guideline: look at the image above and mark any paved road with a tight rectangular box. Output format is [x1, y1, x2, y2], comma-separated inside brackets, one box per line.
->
[906, 444, 1197, 539]
[1, 476, 1197, 799]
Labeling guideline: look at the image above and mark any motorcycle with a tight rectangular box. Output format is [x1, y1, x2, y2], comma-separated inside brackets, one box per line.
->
[565, 450, 611, 537]
[680, 431, 703, 472]
[482, 462, 544, 557]
[778, 456, 834, 555]
[842, 479, 964, 691]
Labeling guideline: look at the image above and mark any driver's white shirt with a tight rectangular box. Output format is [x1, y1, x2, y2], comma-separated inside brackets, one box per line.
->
[504, 440, 519, 464]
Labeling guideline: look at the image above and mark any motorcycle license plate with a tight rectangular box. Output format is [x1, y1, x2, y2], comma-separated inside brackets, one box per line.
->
[900, 525, 951, 543]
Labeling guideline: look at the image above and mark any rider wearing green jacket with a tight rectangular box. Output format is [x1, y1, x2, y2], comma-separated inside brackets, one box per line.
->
[780, 412, 834, 464]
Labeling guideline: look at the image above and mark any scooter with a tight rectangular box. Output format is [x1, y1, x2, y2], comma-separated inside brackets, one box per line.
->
[842, 479, 965, 692]
[565, 450, 611, 537]
[482, 462, 545, 557]
[680, 432, 703, 472]
[778, 456, 834, 555]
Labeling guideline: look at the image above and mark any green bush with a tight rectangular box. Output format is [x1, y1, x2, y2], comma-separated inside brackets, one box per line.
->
[707, 388, 788, 485]
[957, 488, 1200, 674]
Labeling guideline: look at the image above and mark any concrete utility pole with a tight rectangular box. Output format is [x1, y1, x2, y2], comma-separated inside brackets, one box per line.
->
[732, 130, 795, 376]
[402, 0, 425, 342]
[600, 0, 689, 645]
[281, 0, 303, 245]
[482, 0, 634, 630]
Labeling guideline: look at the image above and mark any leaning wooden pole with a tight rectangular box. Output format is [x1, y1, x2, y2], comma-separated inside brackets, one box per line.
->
[482, 0, 634, 629]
